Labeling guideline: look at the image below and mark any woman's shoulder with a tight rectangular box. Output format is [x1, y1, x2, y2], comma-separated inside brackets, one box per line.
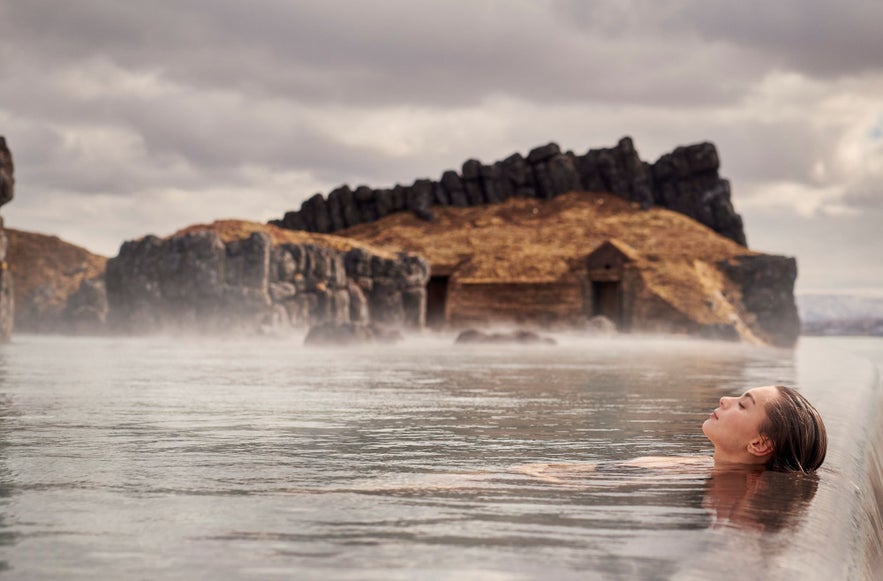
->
[509, 455, 713, 482]
[618, 455, 714, 469]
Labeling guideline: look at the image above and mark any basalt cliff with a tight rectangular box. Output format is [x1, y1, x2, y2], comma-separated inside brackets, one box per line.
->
[105, 221, 428, 334]
[67, 137, 797, 345]
[6, 229, 107, 334]
[0, 137, 14, 341]
[265, 137, 797, 346]
[271, 137, 746, 247]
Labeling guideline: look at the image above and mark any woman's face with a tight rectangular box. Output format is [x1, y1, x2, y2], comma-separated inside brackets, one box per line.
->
[702, 386, 780, 461]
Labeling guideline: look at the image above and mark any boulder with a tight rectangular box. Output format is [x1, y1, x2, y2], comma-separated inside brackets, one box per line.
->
[546, 153, 581, 197]
[480, 164, 505, 204]
[583, 315, 617, 334]
[461, 159, 484, 205]
[651, 142, 744, 245]
[0, 136, 13, 207]
[527, 142, 561, 164]
[454, 328, 557, 345]
[407, 179, 435, 221]
[61, 276, 108, 333]
[441, 170, 468, 207]
[305, 321, 374, 345]
[326, 186, 349, 231]
[499, 153, 536, 198]
[355, 186, 379, 222]
[0, 137, 13, 341]
[304, 322, 404, 346]
[717, 255, 799, 347]
[432, 182, 450, 206]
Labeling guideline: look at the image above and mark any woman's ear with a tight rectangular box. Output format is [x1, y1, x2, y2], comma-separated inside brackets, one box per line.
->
[748, 436, 774, 458]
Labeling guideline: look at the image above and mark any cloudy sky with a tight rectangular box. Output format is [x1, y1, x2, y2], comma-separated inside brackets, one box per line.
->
[1, 0, 881, 296]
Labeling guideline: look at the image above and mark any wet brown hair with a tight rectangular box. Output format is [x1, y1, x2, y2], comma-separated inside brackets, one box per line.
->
[759, 386, 827, 473]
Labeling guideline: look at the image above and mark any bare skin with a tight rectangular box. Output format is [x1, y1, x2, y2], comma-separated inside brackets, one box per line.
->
[702, 385, 779, 467]
[512, 385, 782, 482]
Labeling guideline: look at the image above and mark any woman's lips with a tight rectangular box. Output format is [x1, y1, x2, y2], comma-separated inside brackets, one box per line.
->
[710, 411, 719, 419]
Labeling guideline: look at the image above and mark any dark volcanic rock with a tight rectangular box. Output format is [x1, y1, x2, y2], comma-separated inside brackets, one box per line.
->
[304, 322, 404, 346]
[527, 142, 561, 164]
[651, 142, 745, 244]
[697, 322, 741, 342]
[305, 322, 374, 345]
[441, 170, 468, 207]
[355, 186, 379, 222]
[461, 159, 485, 205]
[271, 136, 746, 247]
[0, 137, 13, 208]
[499, 153, 536, 198]
[62, 277, 109, 333]
[408, 179, 435, 221]
[480, 164, 505, 204]
[0, 137, 13, 341]
[105, 226, 429, 335]
[547, 153, 581, 198]
[718, 254, 800, 347]
[454, 328, 557, 345]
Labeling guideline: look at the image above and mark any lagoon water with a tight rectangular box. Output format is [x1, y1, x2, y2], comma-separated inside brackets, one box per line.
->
[0, 333, 881, 579]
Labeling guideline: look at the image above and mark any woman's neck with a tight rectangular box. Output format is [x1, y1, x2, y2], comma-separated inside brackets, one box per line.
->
[712, 449, 767, 468]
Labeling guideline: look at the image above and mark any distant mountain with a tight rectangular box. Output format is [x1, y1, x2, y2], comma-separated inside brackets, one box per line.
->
[797, 294, 883, 323]
[797, 294, 883, 337]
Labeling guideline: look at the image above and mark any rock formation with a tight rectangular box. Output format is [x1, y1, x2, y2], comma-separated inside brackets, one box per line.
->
[304, 322, 404, 346]
[338, 191, 800, 347]
[0, 137, 14, 341]
[454, 329, 557, 345]
[717, 255, 800, 347]
[6, 229, 108, 334]
[104, 221, 429, 334]
[271, 137, 746, 246]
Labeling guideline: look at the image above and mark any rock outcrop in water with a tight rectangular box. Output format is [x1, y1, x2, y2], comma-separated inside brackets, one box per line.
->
[339, 191, 800, 347]
[304, 322, 404, 346]
[16, 134, 797, 346]
[271, 137, 746, 247]
[454, 329, 557, 346]
[6, 228, 108, 334]
[0, 136, 14, 341]
[105, 221, 429, 334]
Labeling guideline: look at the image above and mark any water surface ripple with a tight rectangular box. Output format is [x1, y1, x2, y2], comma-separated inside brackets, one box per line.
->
[0, 334, 879, 579]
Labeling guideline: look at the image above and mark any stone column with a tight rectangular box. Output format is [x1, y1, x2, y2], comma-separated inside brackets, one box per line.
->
[0, 136, 14, 341]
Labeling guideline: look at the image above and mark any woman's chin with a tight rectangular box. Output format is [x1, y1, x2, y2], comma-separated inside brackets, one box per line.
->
[701, 419, 713, 438]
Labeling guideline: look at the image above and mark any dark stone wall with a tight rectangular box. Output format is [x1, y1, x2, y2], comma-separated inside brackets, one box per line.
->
[718, 254, 800, 347]
[271, 137, 747, 246]
[0, 136, 14, 342]
[105, 230, 429, 334]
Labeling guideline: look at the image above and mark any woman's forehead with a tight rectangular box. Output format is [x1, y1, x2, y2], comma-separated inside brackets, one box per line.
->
[743, 385, 779, 403]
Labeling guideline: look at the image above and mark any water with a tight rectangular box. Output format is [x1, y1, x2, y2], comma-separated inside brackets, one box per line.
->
[0, 333, 880, 579]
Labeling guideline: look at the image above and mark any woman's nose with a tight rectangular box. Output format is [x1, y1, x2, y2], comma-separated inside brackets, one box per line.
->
[719, 396, 728, 407]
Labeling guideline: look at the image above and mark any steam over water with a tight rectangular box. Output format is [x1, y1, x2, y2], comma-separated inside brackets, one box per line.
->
[0, 334, 880, 579]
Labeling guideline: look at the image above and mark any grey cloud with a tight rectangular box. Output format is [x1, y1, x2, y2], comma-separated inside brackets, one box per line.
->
[713, 122, 834, 186]
[550, 0, 883, 79]
[841, 176, 883, 210]
[744, 207, 883, 294]
[0, 0, 882, 292]
[0, 0, 759, 108]
[685, 1, 883, 78]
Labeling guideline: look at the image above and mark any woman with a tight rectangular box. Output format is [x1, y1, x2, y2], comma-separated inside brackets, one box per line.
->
[514, 384, 827, 480]
[703, 385, 827, 473]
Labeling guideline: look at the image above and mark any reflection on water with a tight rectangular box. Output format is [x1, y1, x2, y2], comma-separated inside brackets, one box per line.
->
[702, 467, 819, 532]
[0, 334, 876, 579]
